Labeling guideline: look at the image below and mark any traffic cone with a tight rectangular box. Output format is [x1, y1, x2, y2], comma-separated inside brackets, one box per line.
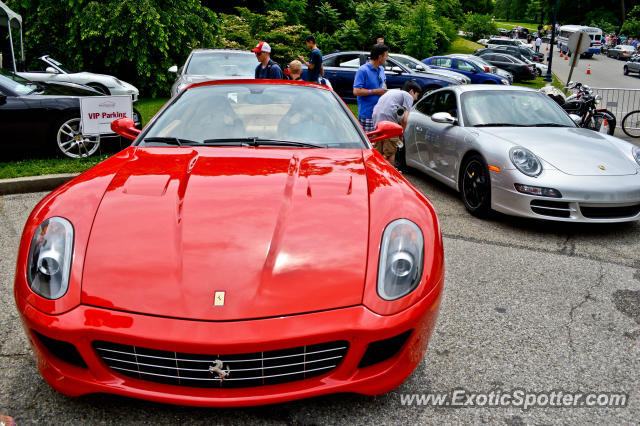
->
[546, 45, 549, 51]
[565, 54, 569, 60]
[587, 65, 591, 75]
[560, 51, 564, 57]
[599, 118, 609, 133]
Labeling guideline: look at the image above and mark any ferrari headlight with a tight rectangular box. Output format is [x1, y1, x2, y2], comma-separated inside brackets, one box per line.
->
[377, 219, 424, 301]
[510, 147, 542, 177]
[633, 146, 640, 166]
[26, 217, 74, 300]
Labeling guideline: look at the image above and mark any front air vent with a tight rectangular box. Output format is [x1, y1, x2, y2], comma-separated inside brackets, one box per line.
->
[530, 200, 571, 218]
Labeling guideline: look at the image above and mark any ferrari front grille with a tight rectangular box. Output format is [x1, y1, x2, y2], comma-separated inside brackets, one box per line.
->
[93, 340, 349, 388]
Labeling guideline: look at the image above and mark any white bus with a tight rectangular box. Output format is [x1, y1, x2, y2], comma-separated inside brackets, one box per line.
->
[556, 25, 602, 58]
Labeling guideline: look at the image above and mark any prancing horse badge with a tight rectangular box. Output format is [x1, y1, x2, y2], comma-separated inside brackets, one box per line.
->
[214, 291, 225, 306]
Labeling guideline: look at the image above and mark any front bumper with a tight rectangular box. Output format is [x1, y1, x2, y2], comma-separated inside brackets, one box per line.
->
[16, 279, 442, 407]
[491, 168, 640, 222]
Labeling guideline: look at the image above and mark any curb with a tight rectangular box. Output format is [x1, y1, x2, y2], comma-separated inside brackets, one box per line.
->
[0, 173, 79, 196]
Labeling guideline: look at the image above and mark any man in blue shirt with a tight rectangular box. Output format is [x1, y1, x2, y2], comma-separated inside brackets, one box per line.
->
[353, 44, 389, 132]
[253, 41, 284, 79]
[298, 35, 322, 83]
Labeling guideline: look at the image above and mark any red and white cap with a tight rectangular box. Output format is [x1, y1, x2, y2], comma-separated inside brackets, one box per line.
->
[252, 41, 271, 53]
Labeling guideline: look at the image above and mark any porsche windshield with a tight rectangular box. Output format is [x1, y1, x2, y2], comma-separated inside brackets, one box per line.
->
[461, 90, 576, 127]
[143, 84, 366, 148]
[0, 69, 37, 95]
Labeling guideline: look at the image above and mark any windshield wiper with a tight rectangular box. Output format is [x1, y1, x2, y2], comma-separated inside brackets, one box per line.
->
[202, 137, 326, 148]
[473, 123, 528, 127]
[142, 137, 200, 146]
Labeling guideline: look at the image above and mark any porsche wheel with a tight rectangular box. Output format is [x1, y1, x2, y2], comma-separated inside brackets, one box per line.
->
[535, 68, 542, 77]
[461, 154, 491, 218]
[55, 116, 101, 158]
[624, 66, 629, 75]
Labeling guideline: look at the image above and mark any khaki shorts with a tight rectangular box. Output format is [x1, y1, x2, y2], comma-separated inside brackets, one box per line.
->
[374, 137, 399, 161]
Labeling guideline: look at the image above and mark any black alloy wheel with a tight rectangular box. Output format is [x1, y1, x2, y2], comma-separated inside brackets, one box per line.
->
[461, 154, 492, 218]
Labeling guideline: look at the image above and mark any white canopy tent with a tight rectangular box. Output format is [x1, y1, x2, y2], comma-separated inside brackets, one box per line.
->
[0, 0, 24, 71]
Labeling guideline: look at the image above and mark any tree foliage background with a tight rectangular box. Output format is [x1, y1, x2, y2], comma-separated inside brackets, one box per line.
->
[6, 0, 640, 96]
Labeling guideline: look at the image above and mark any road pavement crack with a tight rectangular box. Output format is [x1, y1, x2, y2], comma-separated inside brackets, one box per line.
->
[0, 353, 30, 358]
[565, 264, 606, 353]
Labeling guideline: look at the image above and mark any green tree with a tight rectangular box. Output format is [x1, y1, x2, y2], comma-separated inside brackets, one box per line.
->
[355, 1, 387, 46]
[463, 12, 498, 38]
[621, 5, 640, 37]
[403, 1, 439, 60]
[265, 0, 308, 24]
[316, 2, 341, 34]
[335, 19, 364, 50]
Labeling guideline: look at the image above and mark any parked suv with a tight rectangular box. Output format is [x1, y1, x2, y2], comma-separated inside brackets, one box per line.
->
[168, 49, 255, 96]
[320, 51, 461, 102]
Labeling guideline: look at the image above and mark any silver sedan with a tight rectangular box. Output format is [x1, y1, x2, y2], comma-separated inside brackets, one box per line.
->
[401, 85, 640, 222]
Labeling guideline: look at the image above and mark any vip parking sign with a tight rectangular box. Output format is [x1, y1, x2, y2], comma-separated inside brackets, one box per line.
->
[80, 95, 133, 135]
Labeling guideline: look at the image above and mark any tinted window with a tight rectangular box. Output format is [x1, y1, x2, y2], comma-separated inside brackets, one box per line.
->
[433, 58, 453, 67]
[337, 54, 361, 68]
[144, 84, 365, 148]
[414, 90, 457, 117]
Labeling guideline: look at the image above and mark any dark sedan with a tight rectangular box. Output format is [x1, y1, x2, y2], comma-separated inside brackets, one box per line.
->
[318, 51, 460, 102]
[0, 69, 140, 158]
[476, 52, 536, 81]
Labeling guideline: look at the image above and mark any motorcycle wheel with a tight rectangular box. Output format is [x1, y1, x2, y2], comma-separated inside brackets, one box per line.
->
[585, 110, 616, 136]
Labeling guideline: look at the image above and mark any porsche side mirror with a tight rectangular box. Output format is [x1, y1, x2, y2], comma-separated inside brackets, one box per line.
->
[569, 114, 582, 125]
[45, 67, 58, 74]
[168, 65, 178, 73]
[432, 112, 458, 125]
[366, 120, 403, 143]
[111, 117, 141, 141]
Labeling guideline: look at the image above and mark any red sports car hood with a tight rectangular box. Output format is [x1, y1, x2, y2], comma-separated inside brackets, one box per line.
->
[81, 147, 370, 320]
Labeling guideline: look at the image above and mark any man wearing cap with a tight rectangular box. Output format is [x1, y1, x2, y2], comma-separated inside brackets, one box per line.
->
[353, 43, 388, 132]
[252, 42, 284, 79]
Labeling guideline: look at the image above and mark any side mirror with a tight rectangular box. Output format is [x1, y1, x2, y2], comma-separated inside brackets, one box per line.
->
[111, 117, 141, 141]
[415, 65, 425, 71]
[431, 112, 458, 125]
[569, 114, 582, 125]
[168, 65, 178, 73]
[45, 67, 58, 74]
[391, 66, 403, 74]
[366, 120, 403, 143]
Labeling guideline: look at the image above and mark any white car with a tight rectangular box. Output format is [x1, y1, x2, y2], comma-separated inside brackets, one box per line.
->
[18, 55, 139, 101]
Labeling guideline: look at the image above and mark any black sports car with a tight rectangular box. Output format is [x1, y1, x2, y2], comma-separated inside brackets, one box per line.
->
[0, 69, 141, 158]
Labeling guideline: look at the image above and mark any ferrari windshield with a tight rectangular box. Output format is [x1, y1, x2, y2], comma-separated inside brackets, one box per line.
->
[186, 52, 255, 78]
[461, 90, 576, 127]
[142, 84, 366, 148]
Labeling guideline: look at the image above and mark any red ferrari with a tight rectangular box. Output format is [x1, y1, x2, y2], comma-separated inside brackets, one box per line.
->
[14, 80, 444, 407]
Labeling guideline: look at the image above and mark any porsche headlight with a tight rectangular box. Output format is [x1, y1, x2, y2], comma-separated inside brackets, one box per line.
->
[26, 217, 74, 300]
[377, 219, 424, 301]
[113, 77, 125, 87]
[633, 146, 640, 166]
[510, 147, 542, 177]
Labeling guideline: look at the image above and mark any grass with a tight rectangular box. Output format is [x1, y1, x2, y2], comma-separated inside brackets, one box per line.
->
[494, 20, 538, 31]
[447, 37, 485, 54]
[137, 97, 170, 126]
[514, 74, 564, 90]
[0, 154, 111, 179]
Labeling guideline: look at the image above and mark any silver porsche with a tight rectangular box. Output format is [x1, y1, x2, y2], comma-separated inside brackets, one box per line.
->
[401, 85, 640, 222]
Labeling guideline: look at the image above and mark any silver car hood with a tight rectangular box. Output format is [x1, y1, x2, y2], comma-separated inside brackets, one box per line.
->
[477, 127, 638, 176]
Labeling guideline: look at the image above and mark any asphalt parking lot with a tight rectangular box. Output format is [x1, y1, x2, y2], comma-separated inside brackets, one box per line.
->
[1, 172, 639, 424]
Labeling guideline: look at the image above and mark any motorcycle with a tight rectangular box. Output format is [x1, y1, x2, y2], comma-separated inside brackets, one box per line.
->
[539, 82, 616, 135]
